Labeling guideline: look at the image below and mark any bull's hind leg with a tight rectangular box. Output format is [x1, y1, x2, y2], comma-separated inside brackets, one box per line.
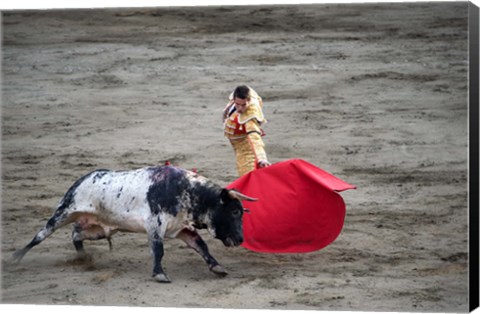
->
[72, 222, 116, 256]
[176, 229, 228, 277]
[12, 206, 73, 263]
[72, 223, 87, 255]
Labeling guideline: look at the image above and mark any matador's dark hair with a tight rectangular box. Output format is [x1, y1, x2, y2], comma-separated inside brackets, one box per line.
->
[233, 85, 251, 100]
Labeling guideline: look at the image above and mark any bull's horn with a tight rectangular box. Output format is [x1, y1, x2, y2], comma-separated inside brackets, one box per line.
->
[228, 190, 258, 202]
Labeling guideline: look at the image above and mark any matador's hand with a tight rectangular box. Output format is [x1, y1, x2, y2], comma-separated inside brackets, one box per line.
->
[258, 160, 271, 168]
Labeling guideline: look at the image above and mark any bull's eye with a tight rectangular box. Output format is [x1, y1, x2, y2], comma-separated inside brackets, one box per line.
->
[232, 209, 241, 217]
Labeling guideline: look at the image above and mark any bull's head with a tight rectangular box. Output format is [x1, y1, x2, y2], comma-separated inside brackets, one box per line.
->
[209, 189, 257, 247]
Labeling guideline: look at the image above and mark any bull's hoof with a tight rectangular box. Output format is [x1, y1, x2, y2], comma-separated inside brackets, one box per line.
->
[153, 273, 171, 283]
[210, 265, 228, 277]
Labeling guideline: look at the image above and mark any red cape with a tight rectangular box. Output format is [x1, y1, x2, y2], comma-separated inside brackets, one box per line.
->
[227, 159, 356, 253]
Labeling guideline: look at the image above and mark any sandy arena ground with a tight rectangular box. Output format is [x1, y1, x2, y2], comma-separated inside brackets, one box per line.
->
[1, 2, 472, 312]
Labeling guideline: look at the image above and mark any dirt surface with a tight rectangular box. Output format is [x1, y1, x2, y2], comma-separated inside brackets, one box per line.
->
[1, 2, 471, 312]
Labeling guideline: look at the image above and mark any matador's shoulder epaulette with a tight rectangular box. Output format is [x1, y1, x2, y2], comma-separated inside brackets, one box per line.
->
[238, 100, 266, 125]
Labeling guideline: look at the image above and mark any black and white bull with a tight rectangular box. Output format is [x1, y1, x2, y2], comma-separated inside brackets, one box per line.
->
[12, 165, 256, 283]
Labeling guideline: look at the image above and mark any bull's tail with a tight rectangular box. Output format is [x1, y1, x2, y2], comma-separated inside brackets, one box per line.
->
[12, 225, 55, 263]
[12, 205, 73, 263]
[12, 171, 102, 263]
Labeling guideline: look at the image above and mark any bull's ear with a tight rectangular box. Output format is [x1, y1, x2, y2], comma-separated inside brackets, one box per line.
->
[228, 189, 258, 202]
[220, 189, 231, 204]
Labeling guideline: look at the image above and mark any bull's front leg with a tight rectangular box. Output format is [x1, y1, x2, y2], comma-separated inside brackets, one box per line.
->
[176, 229, 228, 277]
[148, 229, 171, 283]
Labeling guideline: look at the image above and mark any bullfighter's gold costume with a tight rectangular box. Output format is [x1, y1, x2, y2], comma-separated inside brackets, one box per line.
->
[223, 88, 268, 177]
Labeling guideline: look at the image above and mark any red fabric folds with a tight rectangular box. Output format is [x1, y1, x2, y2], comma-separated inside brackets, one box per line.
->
[227, 159, 356, 253]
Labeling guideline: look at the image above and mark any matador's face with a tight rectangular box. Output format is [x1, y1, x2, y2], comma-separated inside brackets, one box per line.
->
[233, 97, 248, 113]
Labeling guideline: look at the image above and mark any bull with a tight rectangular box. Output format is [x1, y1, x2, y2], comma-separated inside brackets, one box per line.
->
[12, 165, 256, 283]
